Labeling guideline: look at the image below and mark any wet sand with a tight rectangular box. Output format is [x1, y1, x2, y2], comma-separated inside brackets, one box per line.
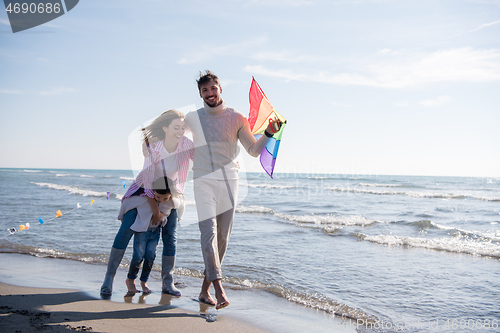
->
[0, 253, 356, 332]
[0, 282, 272, 332]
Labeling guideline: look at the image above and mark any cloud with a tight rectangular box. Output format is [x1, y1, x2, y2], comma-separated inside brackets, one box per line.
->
[0, 18, 9, 26]
[38, 87, 76, 96]
[178, 37, 268, 64]
[332, 101, 354, 108]
[252, 51, 323, 63]
[392, 100, 409, 108]
[245, 47, 500, 88]
[246, 0, 313, 6]
[0, 89, 23, 94]
[418, 96, 451, 107]
[470, 19, 500, 32]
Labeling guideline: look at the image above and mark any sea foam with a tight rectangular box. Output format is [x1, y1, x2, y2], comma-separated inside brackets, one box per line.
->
[31, 182, 107, 197]
[358, 233, 500, 258]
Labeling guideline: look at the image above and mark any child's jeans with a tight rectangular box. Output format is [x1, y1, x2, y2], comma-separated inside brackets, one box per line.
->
[127, 226, 161, 282]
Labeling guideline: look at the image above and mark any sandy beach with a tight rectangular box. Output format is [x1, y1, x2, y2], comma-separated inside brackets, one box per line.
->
[0, 253, 356, 333]
[0, 282, 271, 333]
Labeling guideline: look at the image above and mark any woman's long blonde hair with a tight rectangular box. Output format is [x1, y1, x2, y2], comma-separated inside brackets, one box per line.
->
[141, 110, 184, 146]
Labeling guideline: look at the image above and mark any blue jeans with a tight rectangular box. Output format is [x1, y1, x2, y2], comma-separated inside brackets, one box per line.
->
[112, 207, 177, 261]
[162, 209, 178, 256]
[112, 208, 137, 249]
[128, 226, 161, 282]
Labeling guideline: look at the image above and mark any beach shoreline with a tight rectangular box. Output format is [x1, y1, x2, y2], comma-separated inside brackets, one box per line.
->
[0, 282, 270, 333]
[0, 253, 356, 333]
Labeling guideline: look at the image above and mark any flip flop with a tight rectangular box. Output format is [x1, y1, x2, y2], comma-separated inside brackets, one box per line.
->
[216, 301, 230, 310]
[142, 288, 152, 295]
[198, 296, 216, 306]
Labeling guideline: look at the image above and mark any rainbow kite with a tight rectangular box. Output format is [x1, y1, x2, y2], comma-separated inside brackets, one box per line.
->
[248, 77, 287, 178]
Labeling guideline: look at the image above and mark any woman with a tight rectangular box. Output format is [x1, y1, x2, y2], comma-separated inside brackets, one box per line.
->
[100, 110, 194, 296]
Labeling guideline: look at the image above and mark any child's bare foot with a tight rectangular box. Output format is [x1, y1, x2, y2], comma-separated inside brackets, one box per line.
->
[126, 278, 140, 293]
[140, 281, 152, 294]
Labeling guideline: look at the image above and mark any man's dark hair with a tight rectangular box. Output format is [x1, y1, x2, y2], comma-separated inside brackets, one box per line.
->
[196, 70, 220, 91]
[152, 177, 171, 195]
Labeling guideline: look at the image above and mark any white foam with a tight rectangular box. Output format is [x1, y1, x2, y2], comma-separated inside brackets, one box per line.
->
[119, 177, 135, 181]
[424, 221, 500, 242]
[31, 182, 107, 197]
[360, 234, 500, 258]
[326, 187, 500, 202]
[80, 175, 94, 178]
[276, 212, 376, 227]
[55, 174, 70, 177]
[241, 183, 296, 190]
[236, 205, 274, 214]
[23, 169, 42, 173]
[359, 182, 405, 188]
[235, 205, 377, 227]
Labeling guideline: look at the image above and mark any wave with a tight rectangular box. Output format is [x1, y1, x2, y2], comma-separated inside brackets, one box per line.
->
[307, 176, 375, 181]
[276, 212, 377, 227]
[406, 220, 500, 242]
[439, 226, 500, 243]
[0, 243, 376, 322]
[357, 233, 500, 259]
[240, 183, 297, 190]
[406, 219, 438, 229]
[175, 267, 377, 322]
[80, 175, 94, 178]
[55, 173, 70, 177]
[396, 220, 500, 245]
[236, 205, 274, 214]
[0, 243, 111, 265]
[308, 176, 335, 180]
[119, 177, 135, 181]
[236, 205, 377, 228]
[326, 187, 500, 202]
[31, 182, 107, 197]
[358, 182, 404, 188]
[23, 169, 42, 173]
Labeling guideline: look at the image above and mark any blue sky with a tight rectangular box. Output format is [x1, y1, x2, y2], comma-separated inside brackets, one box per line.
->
[1, 0, 499, 177]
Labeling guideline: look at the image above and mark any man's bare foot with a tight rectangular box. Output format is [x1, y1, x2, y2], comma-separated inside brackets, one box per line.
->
[215, 294, 229, 310]
[140, 281, 152, 294]
[213, 279, 230, 310]
[126, 278, 139, 293]
[198, 277, 216, 305]
[198, 293, 216, 306]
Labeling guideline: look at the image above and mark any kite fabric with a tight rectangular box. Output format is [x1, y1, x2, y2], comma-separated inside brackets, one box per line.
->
[248, 77, 287, 178]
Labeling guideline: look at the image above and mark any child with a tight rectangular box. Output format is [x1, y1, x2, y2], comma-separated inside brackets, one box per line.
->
[100, 110, 193, 296]
[118, 177, 176, 294]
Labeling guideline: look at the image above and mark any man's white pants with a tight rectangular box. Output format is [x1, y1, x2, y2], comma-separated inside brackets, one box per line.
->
[194, 178, 238, 282]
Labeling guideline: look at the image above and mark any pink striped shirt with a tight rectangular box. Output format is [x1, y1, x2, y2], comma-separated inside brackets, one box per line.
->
[123, 136, 194, 201]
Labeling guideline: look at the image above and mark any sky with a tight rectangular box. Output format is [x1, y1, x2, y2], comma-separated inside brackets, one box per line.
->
[1, 0, 499, 178]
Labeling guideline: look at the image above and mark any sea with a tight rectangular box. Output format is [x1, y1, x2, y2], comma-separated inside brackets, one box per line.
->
[0, 168, 499, 332]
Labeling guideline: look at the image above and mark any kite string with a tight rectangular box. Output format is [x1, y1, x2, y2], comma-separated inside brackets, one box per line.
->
[1, 183, 127, 240]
